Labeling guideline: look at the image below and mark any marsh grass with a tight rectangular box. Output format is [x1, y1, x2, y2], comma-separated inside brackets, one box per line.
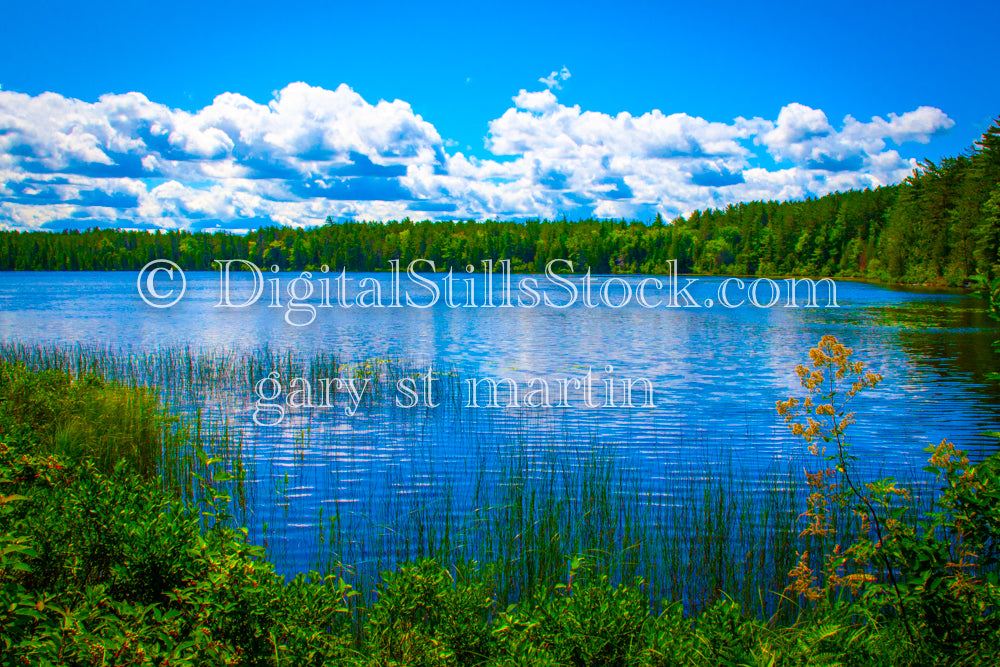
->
[0, 361, 172, 479]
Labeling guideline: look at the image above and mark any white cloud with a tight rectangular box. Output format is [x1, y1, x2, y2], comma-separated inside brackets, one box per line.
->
[879, 106, 954, 144]
[539, 66, 571, 90]
[762, 103, 831, 149]
[760, 103, 953, 177]
[0, 83, 954, 230]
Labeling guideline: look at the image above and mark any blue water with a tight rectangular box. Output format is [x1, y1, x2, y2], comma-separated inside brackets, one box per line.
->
[1, 270, 998, 575]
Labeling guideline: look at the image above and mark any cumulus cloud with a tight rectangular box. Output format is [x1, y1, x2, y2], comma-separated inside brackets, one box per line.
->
[760, 103, 953, 181]
[762, 103, 832, 148]
[0, 82, 954, 230]
[0, 82, 449, 230]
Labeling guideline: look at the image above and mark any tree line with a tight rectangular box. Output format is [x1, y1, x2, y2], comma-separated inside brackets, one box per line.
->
[1, 119, 998, 285]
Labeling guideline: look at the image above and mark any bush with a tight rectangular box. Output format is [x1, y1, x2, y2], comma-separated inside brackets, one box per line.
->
[494, 559, 648, 667]
[365, 559, 495, 666]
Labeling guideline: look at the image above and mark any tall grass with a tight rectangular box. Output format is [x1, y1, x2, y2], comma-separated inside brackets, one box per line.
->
[0, 362, 173, 478]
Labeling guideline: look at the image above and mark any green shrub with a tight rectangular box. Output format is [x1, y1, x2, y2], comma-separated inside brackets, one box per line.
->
[493, 558, 648, 667]
[365, 559, 495, 666]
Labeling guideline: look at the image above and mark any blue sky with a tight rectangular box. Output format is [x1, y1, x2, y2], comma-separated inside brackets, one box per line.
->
[1, 0, 997, 230]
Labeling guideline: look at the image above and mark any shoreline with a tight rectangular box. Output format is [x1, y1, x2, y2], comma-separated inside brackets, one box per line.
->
[0, 266, 982, 296]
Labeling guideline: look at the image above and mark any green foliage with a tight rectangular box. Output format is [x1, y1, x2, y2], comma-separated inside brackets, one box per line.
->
[493, 558, 648, 667]
[365, 559, 494, 666]
[0, 362, 170, 478]
[880, 442, 1000, 662]
[0, 364, 359, 665]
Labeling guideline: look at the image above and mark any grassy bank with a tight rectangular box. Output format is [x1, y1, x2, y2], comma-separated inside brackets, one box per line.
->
[1, 338, 998, 665]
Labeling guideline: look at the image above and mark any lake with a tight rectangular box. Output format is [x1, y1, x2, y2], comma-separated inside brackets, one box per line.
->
[1, 270, 998, 581]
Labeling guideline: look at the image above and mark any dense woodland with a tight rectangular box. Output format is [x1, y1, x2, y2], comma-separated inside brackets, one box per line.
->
[2, 119, 999, 286]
